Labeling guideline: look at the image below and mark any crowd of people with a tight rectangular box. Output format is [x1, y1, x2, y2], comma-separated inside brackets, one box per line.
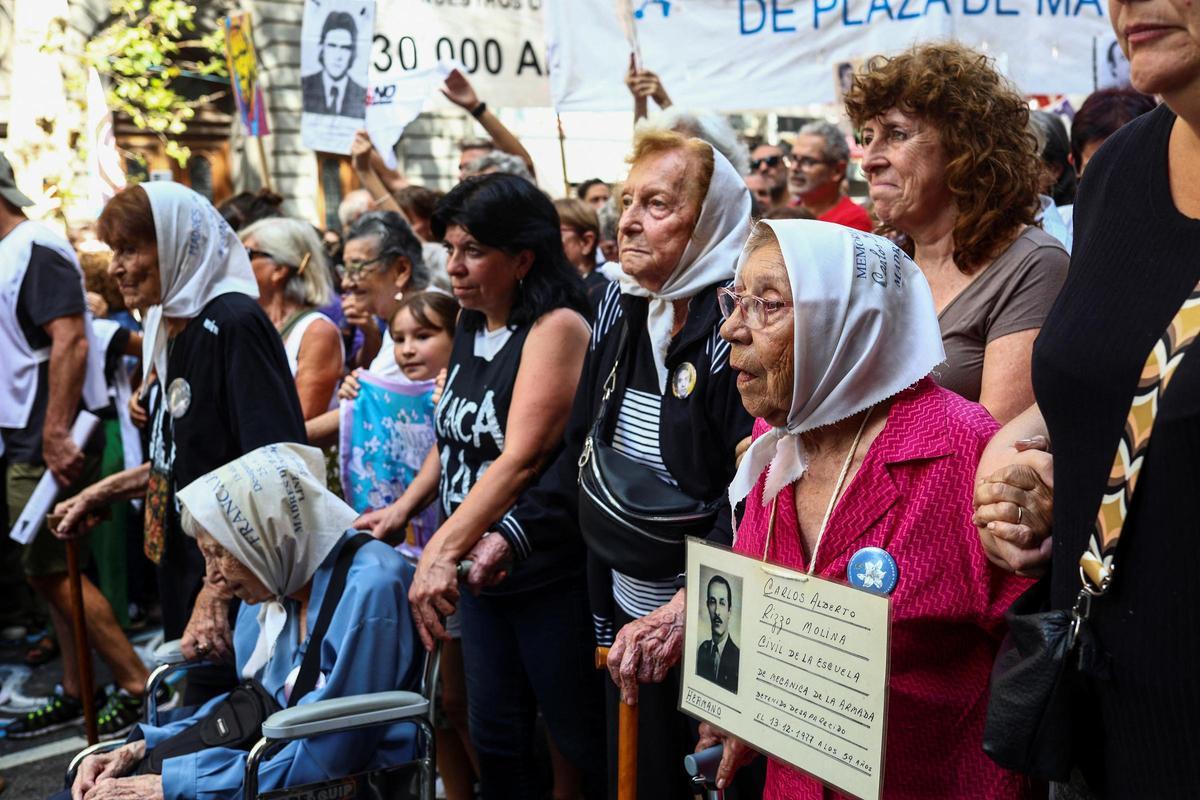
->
[0, 6, 1196, 798]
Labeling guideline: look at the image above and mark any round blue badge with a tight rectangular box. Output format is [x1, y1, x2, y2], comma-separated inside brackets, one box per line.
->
[847, 547, 899, 596]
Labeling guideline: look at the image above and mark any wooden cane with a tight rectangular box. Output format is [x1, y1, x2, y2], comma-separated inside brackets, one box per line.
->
[57, 516, 98, 745]
[596, 646, 638, 800]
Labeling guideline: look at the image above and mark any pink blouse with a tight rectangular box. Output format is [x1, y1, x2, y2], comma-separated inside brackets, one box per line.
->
[733, 378, 1032, 799]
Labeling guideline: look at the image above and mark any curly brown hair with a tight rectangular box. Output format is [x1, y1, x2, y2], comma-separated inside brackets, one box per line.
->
[844, 42, 1040, 273]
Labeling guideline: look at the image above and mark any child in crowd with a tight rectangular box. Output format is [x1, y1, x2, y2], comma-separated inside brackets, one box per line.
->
[341, 291, 478, 800]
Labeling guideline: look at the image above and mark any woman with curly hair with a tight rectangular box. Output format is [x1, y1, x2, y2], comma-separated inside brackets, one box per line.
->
[844, 43, 1069, 424]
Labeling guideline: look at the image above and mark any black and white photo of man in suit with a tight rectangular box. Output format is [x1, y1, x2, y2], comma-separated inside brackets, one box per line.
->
[696, 574, 739, 693]
[302, 11, 367, 118]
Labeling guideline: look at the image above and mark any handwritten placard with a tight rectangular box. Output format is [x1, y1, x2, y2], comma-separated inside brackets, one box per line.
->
[680, 538, 890, 800]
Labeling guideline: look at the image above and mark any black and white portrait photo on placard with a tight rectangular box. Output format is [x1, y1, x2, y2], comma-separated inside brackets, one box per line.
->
[696, 567, 741, 693]
[301, 0, 375, 154]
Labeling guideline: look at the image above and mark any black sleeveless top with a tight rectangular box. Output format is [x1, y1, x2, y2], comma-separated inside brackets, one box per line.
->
[435, 317, 579, 593]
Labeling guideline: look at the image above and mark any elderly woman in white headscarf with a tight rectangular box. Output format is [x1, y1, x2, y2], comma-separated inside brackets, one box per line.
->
[68, 443, 419, 800]
[461, 129, 756, 798]
[54, 184, 308, 694]
[699, 220, 1031, 799]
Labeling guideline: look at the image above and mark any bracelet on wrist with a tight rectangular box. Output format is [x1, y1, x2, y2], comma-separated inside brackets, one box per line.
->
[470, 101, 487, 119]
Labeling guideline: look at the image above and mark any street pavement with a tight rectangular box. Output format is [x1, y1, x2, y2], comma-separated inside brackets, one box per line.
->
[0, 633, 138, 798]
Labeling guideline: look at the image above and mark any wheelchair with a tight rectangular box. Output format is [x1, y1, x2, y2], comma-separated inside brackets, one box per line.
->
[65, 638, 440, 800]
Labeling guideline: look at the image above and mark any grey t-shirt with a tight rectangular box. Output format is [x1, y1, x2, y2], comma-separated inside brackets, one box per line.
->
[933, 226, 1069, 403]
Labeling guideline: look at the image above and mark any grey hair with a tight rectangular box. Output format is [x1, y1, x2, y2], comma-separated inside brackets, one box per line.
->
[745, 221, 781, 258]
[463, 151, 535, 183]
[644, 107, 751, 175]
[179, 503, 202, 540]
[597, 194, 621, 241]
[337, 189, 373, 229]
[798, 120, 850, 164]
[240, 217, 334, 308]
[345, 210, 429, 291]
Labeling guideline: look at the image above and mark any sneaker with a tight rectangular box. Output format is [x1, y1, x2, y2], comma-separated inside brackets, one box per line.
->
[4, 686, 85, 738]
[97, 683, 178, 740]
[96, 687, 144, 740]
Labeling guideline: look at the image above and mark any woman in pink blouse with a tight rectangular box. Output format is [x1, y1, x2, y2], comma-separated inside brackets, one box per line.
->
[702, 219, 1031, 799]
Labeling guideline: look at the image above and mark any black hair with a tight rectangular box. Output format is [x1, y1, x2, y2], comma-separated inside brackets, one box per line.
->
[318, 11, 358, 70]
[707, 575, 733, 611]
[1030, 110, 1077, 206]
[217, 189, 283, 232]
[432, 174, 590, 333]
[1070, 88, 1157, 174]
[576, 178, 608, 201]
[345, 210, 429, 291]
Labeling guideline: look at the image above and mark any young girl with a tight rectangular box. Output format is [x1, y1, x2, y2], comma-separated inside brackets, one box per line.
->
[341, 291, 479, 800]
[340, 291, 456, 548]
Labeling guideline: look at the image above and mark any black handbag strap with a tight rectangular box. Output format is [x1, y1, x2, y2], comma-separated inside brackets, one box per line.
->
[590, 313, 641, 443]
[289, 532, 374, 707]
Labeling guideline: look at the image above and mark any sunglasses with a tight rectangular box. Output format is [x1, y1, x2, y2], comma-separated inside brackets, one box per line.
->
[750, 155, 784, 171]
[245, 247, 277, 262]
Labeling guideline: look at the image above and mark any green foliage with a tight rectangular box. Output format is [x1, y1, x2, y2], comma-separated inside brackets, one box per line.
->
[82, 0, 228, 165]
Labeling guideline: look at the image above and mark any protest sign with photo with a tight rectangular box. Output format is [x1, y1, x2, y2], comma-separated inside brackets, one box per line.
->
[301, 0, 376, 154]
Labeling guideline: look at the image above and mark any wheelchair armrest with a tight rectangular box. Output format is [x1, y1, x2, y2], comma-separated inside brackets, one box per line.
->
[154, 638, 186, 665]
[65, 741, 125, 787]
[261, 691, 428, 741]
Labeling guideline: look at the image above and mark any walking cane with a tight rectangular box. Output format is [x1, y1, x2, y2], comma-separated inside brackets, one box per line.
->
[51, 514, 98, 745]
[595, 646, 638, 800]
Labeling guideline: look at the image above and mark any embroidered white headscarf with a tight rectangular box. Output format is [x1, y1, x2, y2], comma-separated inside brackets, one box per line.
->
[140, 182, 258, 382]
[177, 443, 360, 679]
[607, 141, 751, 393]
[728, 220, 945, 508]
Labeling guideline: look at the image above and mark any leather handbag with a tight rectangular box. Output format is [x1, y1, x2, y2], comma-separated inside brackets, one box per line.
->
[138, 533, 374, 774]
[577, 318, 720, 580]
[983, 281, 1200, 780]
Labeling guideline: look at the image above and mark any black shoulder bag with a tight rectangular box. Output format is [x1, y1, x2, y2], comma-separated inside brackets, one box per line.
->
[577, 317, 720, 580]
[140, 533, 374, 773]
[983, 281, 1200, 780]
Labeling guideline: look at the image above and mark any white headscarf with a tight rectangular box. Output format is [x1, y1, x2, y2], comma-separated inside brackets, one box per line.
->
[140, 182, 258, 382]
[177, 443, 360, 679]
[608, 141, 751, 393]
[728, 220, 945, 508]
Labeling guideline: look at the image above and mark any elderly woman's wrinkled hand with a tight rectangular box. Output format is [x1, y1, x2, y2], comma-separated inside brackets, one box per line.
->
[409, 545, 461, 651]
[464, 533, 513, 594]
[607, 590, 686, 705]
[52, 489, 106, 540]
[974, 444, 1054, 577]
[73, 741, 147, 800]
[696, 723, 759, 790]
[81, 773, 163, 800]
[181, 582, 235, 662]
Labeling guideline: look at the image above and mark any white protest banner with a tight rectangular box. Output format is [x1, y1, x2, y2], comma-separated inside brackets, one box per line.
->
[548, 0, 1114, 112]
[369, 0, 550, 109]
[301, 0, 377, 155]
[366, 61, 452, 169]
